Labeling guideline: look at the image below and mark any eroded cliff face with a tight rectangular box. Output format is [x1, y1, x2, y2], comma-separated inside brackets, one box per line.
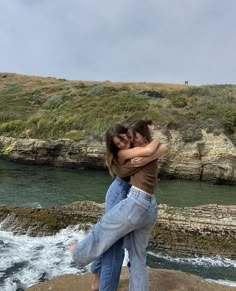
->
[0, 137, 105, 168]
[0, 128, 235, 184]
[0, 202, 235, 259]
[152, 129, 236, 184]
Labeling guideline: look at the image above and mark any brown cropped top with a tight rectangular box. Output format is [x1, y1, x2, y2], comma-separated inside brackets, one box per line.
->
[112, 159, 158, 194]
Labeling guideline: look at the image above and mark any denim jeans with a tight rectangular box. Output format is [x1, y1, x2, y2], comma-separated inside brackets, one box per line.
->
[73, 187, 158, 291]
[90, 176, 130, 291]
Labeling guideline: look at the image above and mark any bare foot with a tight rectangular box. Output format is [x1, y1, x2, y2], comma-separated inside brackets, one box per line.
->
[69, 240, 78, 260]
[91, 273, 100, 291]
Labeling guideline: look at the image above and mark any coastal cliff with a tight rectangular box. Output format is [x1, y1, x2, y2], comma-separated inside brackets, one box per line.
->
[1, 127, 235, 184]
[0, 73, 236, 184]
[0, 201, 235, 259]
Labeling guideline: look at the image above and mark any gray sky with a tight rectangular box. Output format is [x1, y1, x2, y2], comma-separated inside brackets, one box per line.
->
[0, 0, 235, 85]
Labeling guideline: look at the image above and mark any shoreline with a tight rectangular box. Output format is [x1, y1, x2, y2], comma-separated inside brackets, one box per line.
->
[0, 201, 235, 259]
[1, 226, 236, 290]
[1, 130, 236, 185]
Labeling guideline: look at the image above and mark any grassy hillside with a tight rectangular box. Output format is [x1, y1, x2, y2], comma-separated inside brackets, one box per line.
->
[0, 73, 236, 144]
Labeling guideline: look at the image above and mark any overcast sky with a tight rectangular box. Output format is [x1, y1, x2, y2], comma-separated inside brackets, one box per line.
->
[0, 0, 235, 85]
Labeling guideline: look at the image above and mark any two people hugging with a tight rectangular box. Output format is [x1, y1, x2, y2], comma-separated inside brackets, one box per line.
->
[69, 119, 168, 291]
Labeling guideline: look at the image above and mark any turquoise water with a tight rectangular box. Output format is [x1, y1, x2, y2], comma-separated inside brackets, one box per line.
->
[0, 159, 235, 208]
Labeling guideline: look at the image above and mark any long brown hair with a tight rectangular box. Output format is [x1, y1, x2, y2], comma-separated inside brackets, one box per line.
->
[130, 119, 153, 143]
[105, 124, 129, 175]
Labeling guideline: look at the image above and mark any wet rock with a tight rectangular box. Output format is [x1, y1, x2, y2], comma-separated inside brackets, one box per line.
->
[13, 278, 27, 291]
[0, 202, 235, 259]
[27, 268, 236, 291]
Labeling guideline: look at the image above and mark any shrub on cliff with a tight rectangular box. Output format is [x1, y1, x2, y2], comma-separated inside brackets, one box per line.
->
[42, 95, 65, 109]
[181, 126, 203, 143]
[220, 108, 236, 134]
[170, 96, 187, 108]
[0, 120, 23, 135]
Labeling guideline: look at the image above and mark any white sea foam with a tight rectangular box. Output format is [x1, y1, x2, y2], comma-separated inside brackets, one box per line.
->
[0, 227, 89, 290]
[206, 279, 236, 287]
[0, 228, 235, 290]
[148, 251, 236, 268]
[21, 202, 42, 209]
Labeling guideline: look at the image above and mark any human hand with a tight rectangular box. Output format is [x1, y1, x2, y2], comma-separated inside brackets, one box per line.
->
[131, 157, 144, 166]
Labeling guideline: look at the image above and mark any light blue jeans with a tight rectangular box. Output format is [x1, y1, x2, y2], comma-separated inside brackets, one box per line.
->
[73, 187, 158, 291]
[90, 176, 131, 291]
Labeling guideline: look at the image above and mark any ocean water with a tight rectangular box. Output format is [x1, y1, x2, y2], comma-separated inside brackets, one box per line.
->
[0, 226, 236, 290]
[0, 226, 87, 290]
[0, 159, 236, 208]
[0, 159, 236, 289]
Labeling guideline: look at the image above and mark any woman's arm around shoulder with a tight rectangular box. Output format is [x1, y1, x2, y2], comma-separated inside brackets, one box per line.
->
[130, 143, 168, 167]
[118, 138, 161, 163]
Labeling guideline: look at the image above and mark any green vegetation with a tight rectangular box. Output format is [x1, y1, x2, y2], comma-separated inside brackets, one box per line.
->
[0, 140, 16, 155]
[0, 73, 236, 144]
[170, 96, 187, 108]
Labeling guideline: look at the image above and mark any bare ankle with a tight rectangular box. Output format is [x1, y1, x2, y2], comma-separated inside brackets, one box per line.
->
[91, 273, 100, 291]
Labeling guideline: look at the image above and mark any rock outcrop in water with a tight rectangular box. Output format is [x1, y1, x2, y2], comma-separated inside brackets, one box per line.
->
[27, 268, 236, 291]
[0, 128, 235, 184]
[0, 201, 235, 259]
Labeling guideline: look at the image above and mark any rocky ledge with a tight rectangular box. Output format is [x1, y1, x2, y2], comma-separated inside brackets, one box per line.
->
[0, 128, 236, 184]
[0, 201, 235, 259]
[27, 268, 236, 291]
